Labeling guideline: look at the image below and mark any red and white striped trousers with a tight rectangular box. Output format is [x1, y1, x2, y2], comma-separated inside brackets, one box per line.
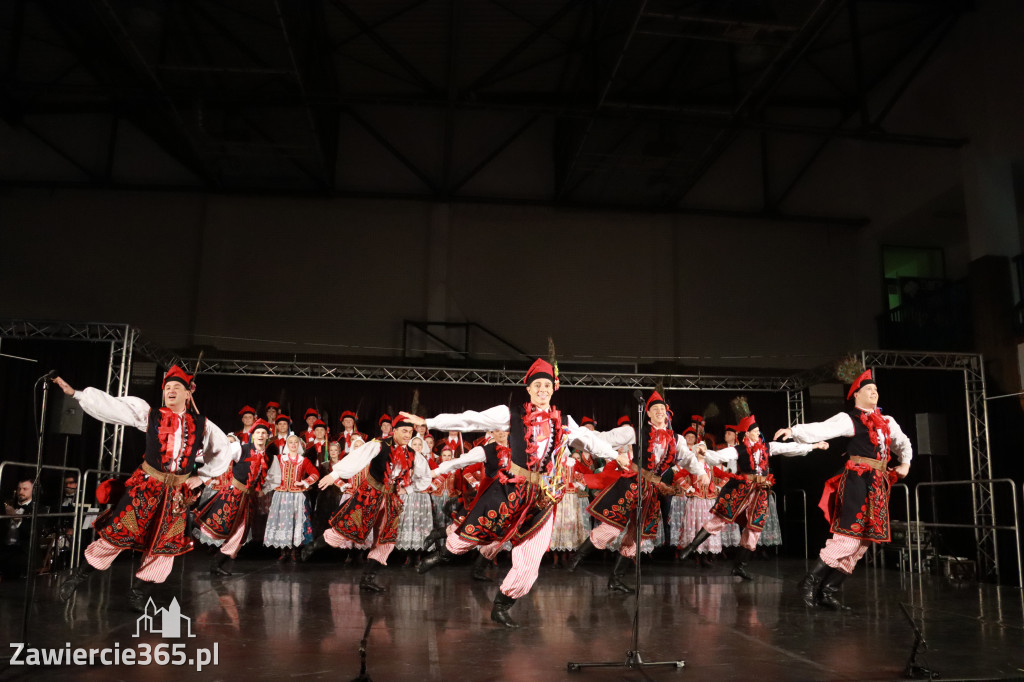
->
[445, 513, 556, 599]
[819, 534, 870, 574]
[83, 538, 174, 583]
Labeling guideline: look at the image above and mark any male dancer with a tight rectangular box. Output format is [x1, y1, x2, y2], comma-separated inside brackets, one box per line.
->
[776, 370, 912, 609]
[303, 415, 431, 592]
[406, 358, 634, 628]
[570, 391, 719, 592]
[679, 413, 827, 579]
[53, 367, 238, 610]
[195, 419, 274, 576]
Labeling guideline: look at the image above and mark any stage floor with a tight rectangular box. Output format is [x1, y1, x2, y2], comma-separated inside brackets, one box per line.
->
[1, 553, 1022, 681]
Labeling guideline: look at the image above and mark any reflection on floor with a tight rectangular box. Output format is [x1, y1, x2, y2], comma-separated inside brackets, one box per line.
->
[1, 554, 1022, 681]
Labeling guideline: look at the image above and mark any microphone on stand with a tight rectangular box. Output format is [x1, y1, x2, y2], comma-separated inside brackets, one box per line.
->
[633, 389, 644, 403]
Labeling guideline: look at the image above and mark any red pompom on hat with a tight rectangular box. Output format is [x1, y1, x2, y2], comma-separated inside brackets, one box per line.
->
[616, 415, 632, 427]
[312, 420, 327, 430]
[275, 414, 291, 424]
[251, 418, 272, 434]
[524, 358, 557, 388]
[340, 410, 358, 422]
[846, 369, 875, 400]
[304, 408, 319, 419]
[266, 401, 280, 410]
[580, 416, 597, 427]
[737, 414, 758, 433]
[378, 414, 391, 426]
[238, 405, 257, 416]
[162, 365, 193, 389]
[645, 391, 666, 411]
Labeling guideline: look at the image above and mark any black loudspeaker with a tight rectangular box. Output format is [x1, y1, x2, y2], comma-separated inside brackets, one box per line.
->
[914, 413, 948, 457]
[48, 393, 84, 436]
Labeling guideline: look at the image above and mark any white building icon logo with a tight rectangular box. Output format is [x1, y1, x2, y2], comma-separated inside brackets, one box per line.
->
[133, 597, 197, 638]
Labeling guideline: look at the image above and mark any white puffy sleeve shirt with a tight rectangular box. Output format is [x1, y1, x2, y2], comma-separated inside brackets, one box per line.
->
[75, 387, 240, 477]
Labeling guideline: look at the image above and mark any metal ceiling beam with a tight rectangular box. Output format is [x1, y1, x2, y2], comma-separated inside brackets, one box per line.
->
[332, 0, 430, 49]
[275, 0, 333, 189]
[449, 114, 539, 194]
[666, 0, 848, 207]
[441, 0, 461, 195]
[30, 0, 217, 186]
[327, 0, 437, 93]
[556, 0, 647, 201]
[466, 0, 582, 93]
[343, 106, 439, 193]
[0, 176, 868, 226]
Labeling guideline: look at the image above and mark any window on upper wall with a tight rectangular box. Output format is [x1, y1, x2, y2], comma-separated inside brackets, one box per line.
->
[882, 246, 946, 310]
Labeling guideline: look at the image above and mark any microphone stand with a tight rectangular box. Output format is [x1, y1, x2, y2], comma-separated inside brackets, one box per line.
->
[21, 376, 52, 642]
[567, 395, 685, 672]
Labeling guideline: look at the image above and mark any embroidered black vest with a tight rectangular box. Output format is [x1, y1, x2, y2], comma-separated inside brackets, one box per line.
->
[144, 408, 206, 473]
[509, 406, 562, 472]
[735, 440, 770, 476]
[367, 438, 411, 485]
[847, 409, 890, 461]
[645, 426, 677, 475]
[481, 441, 513, 478]
[233, 443, 271, 484]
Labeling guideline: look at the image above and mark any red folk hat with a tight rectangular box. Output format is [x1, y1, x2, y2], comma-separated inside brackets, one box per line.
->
[392, 414, 415, 430]
[378, 414, 391, 426]
[265, 401, 280, 410]
[524, 358, 557, 389]
[616, 415, 632, 427]
[645, 391, 666, 411]
[238, 405, 257, 416]
[681, 427, 698, 438]
[312, 420, 327, 430]
[723, 424, 738, 433]
[580, 416, 597, 427]
[737, 414, 759, 434]
[304, 408, 319, 419]
[275, 414, 291, 424]
[847, 369, 875, 400]
[340, 410, 358, 422]
[251, 418, 272, 434]
[162, 365, 193, 389]
[690, 414, 704, 424]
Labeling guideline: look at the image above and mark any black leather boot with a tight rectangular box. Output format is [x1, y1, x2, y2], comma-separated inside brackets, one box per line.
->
[798, 558, 834, 607]
[127, 581, 154, 613]
[210, 552, 232, 576]
[300, 535, 328, 562]
[359, 559, 387, 593]
[607, 554, 635, 593]
[417, 544, 456, 575]
[678, 528, 711, 561]
[423, 527, 448, 553]
[471, 553, 492, 582]
[817, 568, 852, 611]
[567, 538, 596, 572]
[731, 548, 754, 581]
[59, 563, 95, 601]
[490, 591, 520, 628]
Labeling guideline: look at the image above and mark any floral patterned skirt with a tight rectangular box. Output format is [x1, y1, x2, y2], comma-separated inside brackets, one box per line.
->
[549, 493, 591, 550]
[263, 491, 313, 548]
[395, 491, 434, 550]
